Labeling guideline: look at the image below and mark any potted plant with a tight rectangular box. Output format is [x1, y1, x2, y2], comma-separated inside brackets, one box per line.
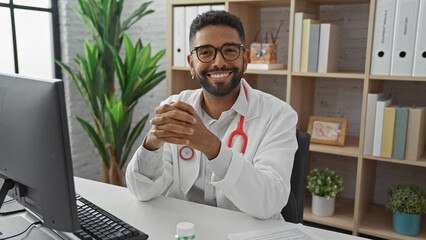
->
[56, 0, 165, 186]
[306, 168, 343, 217]
[386, 182, 426, 236]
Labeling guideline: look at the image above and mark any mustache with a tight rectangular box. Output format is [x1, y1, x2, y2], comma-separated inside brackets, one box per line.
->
[202, 67, 239, 75]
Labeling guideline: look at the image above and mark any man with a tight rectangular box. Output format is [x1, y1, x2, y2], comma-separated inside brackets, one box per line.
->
[126, 11, 298, 220]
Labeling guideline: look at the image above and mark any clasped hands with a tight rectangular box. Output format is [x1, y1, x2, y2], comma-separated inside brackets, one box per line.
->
[144, 101, 221, 160]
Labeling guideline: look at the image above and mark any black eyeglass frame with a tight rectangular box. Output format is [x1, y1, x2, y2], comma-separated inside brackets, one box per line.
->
[190, 43, 245, 63]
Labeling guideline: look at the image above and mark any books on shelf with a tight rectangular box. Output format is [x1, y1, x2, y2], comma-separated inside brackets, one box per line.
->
[405, 107, 426, 161]
[372, 98, 392, 157]
[307, 23, 320, 72]
[300, 19, 320, 72]
[381, 105, 398, 158]
[292, 12, 314, 72]
[247, 63, 284, 70]
[365, 100, 425, 161]
[318, 24, 340, 73]
[294, 12, 340, 73]
[392, 106, 409, 160]
[364, 92, 384, 155]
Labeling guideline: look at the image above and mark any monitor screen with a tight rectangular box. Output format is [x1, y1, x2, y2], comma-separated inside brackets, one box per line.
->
[0, 73, 79, 232]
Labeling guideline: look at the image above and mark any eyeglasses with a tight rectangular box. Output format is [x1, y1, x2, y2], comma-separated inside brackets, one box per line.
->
[191, 43, 245, 63]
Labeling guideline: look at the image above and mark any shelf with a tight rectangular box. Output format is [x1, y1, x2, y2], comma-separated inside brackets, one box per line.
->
[306, 0, 370, 4]
[358, 204, 426, 240]
[172, 66, 189, 71]
[369, 75, 426, 82]
[292, 71, 365, 79]
[245, 69, 288, 75]
[309, 136, 359, 158]
[228, 0, 291, 7]
[303, 196, 355, 231]
[363, 146, 426, 168]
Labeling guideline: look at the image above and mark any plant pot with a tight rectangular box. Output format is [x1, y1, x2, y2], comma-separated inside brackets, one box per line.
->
[312, 195, 335, 217]
[392, 211, 421, 236]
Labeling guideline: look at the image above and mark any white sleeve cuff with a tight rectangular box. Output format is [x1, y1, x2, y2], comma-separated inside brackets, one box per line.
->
[207, 142, 232, 180]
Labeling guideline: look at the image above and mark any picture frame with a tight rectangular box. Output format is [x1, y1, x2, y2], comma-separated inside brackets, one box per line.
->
[307, 116, 347, 146]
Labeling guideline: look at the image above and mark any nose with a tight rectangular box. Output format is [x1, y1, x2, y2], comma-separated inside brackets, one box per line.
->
[211, 49, 227, 68]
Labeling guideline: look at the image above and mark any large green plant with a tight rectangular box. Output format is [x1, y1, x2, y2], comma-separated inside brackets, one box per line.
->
[387, 182, 426, 215]
[306, 168, 343, 199]
[56, 0, 165, 185]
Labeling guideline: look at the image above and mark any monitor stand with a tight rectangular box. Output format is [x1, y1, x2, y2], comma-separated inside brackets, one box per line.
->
[0, 214, 56, 239]
[0, 179, 14, 210]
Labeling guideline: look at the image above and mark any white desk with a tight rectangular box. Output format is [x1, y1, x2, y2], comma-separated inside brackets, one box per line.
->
[74, 177, 366, 240]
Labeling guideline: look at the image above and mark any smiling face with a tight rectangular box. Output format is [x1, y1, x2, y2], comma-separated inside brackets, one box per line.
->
[188, 25, 249, 97]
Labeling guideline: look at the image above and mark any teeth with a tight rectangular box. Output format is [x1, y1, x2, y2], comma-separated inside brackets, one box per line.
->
[210, 73, 229, 79]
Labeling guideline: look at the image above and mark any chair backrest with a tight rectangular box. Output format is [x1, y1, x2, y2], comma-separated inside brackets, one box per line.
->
[281, 130, 311, 223]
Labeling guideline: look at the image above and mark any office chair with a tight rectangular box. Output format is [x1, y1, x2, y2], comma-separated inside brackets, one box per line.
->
[281, 130, 311, 223]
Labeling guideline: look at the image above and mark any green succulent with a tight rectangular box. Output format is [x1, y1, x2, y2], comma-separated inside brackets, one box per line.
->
[386, 182, 426, 215]
[306, 168, 343, 199]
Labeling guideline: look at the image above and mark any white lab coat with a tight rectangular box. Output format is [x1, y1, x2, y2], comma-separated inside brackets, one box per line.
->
[126, 79, 298, 220]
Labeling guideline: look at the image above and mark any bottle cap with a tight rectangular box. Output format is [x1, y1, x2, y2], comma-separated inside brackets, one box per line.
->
[176, 222, 194, 237]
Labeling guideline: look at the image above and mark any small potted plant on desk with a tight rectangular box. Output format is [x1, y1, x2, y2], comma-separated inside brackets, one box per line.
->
[386, 182, 426, 236]
[306, 168, 343, 217]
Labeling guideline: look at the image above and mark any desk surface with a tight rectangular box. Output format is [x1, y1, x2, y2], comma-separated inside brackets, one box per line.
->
[74, 177, 366, 240]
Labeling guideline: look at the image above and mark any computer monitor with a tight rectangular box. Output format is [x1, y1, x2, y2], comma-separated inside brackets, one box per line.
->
[0, 73, 79, 232]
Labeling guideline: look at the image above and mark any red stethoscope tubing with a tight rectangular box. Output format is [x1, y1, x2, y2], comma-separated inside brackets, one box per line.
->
[227, 84, 248, 153]
[179, 84, 248, 160]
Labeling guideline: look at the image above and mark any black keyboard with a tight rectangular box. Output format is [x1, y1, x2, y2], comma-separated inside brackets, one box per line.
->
[74, 195, 148, 240]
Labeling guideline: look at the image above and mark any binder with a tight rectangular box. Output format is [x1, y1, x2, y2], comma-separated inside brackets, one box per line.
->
[197, 5, 211, 15]
[381, 105, 397, 158]
[363, 92, 384, 155]
[184, 6, 198, 67]
[211, 4, 225, 11]
[300, 19, 320, 72]
[292, 12, 315, 72]
[372, 98, 392, 157]
[405, 107, 426, 161]
[412, 0, 426, 76]
[390, 0, 420, 76]
[318, 23, 340, 73]
[307, 23, 320, 72]
[370, 0, 397, 75]
[173, 7, 186, 67]
[392, 106, 409, 160]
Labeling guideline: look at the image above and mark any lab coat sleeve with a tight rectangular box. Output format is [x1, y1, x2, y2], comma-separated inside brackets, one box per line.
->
[125, 141, 174, 201]
[211, 105, 298, 219]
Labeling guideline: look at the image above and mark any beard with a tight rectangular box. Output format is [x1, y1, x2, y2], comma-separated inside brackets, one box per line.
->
[193, 65, 244, 97]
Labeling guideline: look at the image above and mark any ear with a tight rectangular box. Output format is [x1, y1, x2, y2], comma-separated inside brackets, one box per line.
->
[187, 53, 194, 68]
[243, 48, 250, 72]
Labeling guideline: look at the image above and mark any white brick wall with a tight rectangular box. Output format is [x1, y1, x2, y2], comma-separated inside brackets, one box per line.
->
[58, 0, 166, 182]
[59, 1, 425, 205]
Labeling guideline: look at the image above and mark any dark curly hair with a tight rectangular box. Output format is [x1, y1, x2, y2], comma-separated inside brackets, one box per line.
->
[189, 10, 246, 49]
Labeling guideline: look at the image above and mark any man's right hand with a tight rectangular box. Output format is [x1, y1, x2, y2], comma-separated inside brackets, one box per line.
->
[144, 101, 197, 151]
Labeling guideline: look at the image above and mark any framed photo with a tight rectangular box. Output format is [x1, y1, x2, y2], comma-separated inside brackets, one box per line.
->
[307, 116, 347, 146]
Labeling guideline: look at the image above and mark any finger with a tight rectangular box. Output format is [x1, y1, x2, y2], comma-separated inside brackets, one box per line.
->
[153, 123, 194, 136]
[170, 101, 196, 115]
[151, 131, 190, 145]
[152, 110, 196, 125]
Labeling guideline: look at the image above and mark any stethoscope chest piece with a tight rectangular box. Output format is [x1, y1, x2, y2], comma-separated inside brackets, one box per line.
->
[179, 146, 194, 161]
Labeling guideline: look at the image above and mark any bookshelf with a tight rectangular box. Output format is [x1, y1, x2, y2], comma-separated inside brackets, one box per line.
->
[166, 0, 426, 239]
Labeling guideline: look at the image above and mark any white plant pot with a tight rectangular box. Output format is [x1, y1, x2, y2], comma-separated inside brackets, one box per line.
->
[312, 195, 335, 217]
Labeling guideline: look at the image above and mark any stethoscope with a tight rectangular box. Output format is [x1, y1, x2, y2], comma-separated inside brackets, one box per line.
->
[179, 84, 248, 161]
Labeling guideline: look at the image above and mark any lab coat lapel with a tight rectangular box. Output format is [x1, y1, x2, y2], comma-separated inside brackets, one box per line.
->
[178, 147, 200, 195]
